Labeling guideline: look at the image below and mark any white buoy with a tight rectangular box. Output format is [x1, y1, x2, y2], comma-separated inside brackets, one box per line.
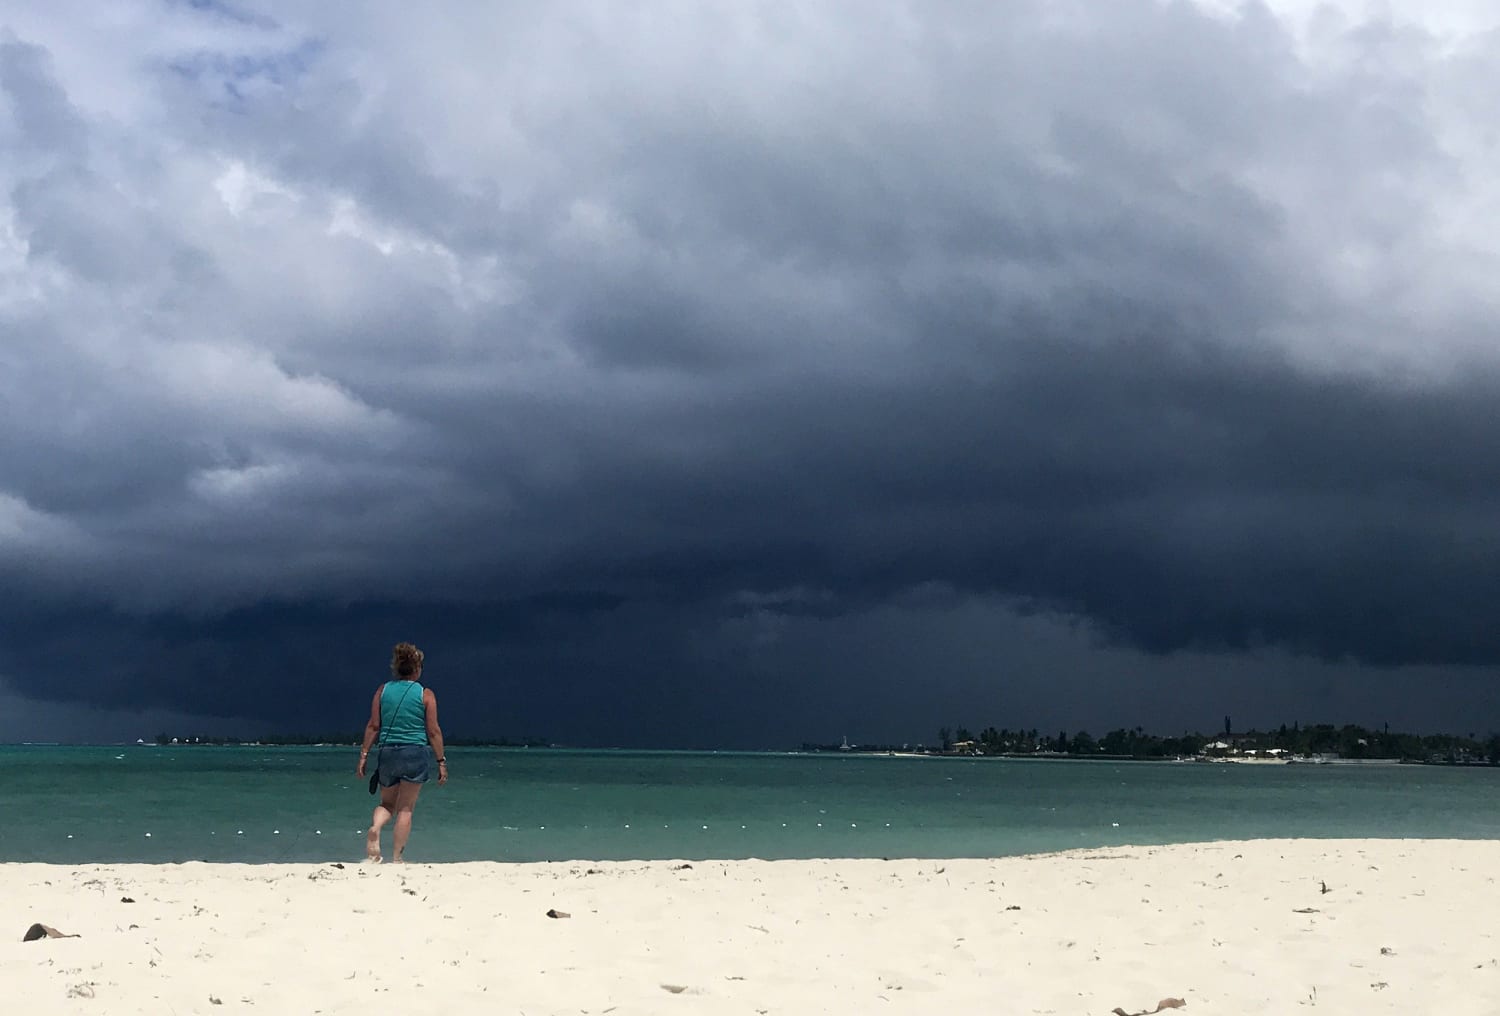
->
[702, 825, 708, 830]
[624, 824, 630, 829]
[273, 829, 280, 835]
[67, 834, 73, 839]
[144, 832, 151, 837]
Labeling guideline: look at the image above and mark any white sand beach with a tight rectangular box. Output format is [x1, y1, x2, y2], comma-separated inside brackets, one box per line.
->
[5, 839, 1498, 1015]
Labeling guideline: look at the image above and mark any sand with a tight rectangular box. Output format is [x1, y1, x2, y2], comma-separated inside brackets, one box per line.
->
[5, 839, 1498, 1015]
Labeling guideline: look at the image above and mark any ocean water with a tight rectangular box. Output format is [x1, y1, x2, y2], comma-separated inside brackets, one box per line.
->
[7, 745, 1500, 864]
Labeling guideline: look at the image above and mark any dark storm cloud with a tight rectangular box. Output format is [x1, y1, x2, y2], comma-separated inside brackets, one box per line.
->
[2, 2, 1499, 741]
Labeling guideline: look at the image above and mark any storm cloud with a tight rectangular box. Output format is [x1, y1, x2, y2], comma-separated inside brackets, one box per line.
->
[3, 0, 1499, 745]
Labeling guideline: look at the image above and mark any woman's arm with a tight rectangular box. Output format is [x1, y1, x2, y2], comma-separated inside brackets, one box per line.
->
[425, 688, 447, 785]
[357, 688, 382, 776]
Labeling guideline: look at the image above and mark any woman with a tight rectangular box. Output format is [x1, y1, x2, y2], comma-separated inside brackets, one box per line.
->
[357, 642, 447, 863]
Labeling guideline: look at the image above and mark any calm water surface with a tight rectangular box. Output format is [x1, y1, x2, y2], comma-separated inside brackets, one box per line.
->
[7, 746, 1498, 863]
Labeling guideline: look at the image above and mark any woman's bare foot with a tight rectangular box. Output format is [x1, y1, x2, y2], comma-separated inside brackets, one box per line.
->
[365, 828, 383, 863]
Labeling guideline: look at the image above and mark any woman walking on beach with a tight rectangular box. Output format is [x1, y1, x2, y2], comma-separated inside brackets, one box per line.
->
[357, 642, 447, 863]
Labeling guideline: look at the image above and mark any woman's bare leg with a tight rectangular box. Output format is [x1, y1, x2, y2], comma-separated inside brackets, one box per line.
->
[367, 785, 399, 862]
[391, 781, 423, 862]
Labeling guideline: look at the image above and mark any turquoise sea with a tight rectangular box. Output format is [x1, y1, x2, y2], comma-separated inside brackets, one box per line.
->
[7, 745, 1499, 864]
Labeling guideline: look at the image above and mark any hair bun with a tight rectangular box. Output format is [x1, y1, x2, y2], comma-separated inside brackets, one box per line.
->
[391, 642, 425, 677]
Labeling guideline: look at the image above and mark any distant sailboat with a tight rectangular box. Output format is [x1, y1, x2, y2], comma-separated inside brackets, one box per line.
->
[839, 735, 851, 751]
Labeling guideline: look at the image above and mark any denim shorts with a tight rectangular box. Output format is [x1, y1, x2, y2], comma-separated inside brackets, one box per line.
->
[376, 744, 431, 787]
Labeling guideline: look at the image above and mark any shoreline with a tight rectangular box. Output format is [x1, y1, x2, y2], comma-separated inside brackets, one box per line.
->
[7, 839, 1497, 1013]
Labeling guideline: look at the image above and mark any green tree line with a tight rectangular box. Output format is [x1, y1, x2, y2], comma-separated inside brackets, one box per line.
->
[935, 722, 1500, 762]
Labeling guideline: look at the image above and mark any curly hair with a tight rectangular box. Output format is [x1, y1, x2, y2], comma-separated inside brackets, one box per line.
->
[391, 642, 425, 678]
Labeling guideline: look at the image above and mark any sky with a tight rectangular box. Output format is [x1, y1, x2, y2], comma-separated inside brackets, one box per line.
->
[2, 0, 1499, 747]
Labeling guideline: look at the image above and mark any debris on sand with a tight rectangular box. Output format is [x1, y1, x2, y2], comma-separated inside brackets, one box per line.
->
[1112, 997, 1186, 1016]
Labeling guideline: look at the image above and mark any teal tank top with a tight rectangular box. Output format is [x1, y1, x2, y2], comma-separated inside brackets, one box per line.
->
[379, 680, 428, 746]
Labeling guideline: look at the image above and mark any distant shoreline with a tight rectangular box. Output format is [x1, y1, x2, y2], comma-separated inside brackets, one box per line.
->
[790, 749, 1496, 767]
[7, 743, 1494, 767]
